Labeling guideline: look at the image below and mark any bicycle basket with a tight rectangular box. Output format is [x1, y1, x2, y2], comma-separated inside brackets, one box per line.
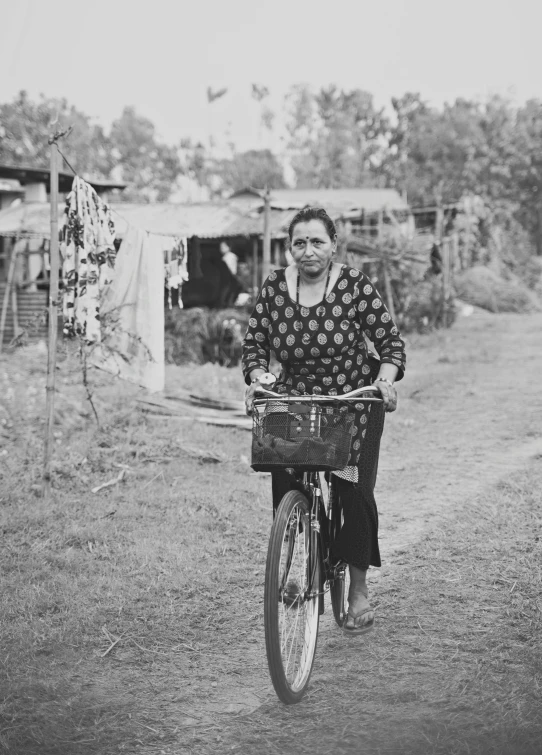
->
[251, 399, 355, 472]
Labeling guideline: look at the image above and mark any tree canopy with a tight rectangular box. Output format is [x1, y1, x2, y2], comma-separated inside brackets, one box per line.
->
[1, 87, 542, 250]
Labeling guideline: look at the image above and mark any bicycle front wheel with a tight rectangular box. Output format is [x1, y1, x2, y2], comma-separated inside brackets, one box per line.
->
[264, 490, 320, 705]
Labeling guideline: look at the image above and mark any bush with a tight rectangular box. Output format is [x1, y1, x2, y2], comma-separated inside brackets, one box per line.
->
[454, 266, 540, 313]
[521, 256, 542, 293]
[165, 307, 250, 366]
[398, 275, 456, 333]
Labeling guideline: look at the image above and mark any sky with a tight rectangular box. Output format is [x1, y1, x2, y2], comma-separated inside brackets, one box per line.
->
[1, 0, 542, 153]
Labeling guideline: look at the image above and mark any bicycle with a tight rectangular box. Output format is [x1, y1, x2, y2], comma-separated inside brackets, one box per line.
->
[251, 385, 383, 705]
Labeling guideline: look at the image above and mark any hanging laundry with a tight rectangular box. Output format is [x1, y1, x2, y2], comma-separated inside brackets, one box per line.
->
[164, 237, 189, 308]
[164, 257, 179, 309]
[91, 225, 172, 393]
[59, 177, 116, 342]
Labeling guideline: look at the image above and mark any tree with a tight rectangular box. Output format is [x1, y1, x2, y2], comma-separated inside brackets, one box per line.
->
[109, 106, 181, 202]
[213, 149, 285, 193]
[0, 90, 112, 177]
[284, 84, 389, 188]
[511, 99, 542, 254]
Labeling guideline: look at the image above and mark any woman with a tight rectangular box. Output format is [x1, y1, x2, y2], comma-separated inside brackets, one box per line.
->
[242, 207, 406, 634]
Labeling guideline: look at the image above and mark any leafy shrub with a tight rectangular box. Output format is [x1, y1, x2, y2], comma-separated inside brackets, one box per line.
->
[520, 256, 542, 294]
[165, 307, 250, 366]
[398, 276, 456, 332]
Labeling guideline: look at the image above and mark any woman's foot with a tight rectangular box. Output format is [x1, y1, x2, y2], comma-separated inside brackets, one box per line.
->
[344, 566, 374, 634]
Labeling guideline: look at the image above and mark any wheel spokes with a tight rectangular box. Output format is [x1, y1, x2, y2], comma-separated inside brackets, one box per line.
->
[277, 505, 317, 688]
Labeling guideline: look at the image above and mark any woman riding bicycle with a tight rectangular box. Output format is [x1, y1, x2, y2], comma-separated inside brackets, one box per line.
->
[242, 206, 406, 634]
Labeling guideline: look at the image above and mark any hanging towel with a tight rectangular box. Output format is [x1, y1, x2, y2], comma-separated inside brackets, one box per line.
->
[91, 226, 170, 393]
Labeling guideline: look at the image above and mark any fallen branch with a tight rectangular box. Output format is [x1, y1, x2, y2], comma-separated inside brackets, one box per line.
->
[101, 631, 126, 657]
[141, 470, 164, 490]
[91, 469, 126, 494]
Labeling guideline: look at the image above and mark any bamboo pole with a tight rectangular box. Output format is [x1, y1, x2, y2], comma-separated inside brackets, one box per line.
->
[0, 237, 18, 354]
[262, 187, 271, 283]
[42, 133, 63, 498]
[11, 277, 19, 339]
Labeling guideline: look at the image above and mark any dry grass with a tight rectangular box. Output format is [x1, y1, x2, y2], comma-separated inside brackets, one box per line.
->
[1, 325, 542, 755]
[454, 266, 540, 314]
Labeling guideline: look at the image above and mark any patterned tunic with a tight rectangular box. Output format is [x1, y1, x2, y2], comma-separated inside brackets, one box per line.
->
[242, 265, 406, 468]
[60, 177, 116, 343]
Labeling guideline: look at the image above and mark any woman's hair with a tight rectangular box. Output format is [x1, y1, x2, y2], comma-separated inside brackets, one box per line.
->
[287, 206, 337, 242]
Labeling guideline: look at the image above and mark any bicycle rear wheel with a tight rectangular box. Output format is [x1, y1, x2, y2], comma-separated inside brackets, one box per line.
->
[328, 477, 350, 627]
[264, 490, 320, 704]
[330, 563, 350, 627]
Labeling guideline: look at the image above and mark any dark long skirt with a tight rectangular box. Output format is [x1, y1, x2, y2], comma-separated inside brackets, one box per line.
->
[271, 403, 385, 570]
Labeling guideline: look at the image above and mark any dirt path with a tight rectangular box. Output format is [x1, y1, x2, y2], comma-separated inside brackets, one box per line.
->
[191, 310, 542, 752]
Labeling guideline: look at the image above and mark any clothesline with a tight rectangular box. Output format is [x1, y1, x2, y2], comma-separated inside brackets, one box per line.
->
[56, 147, 180, 239]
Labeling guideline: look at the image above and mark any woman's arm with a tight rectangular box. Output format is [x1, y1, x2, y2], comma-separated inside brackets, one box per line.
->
[355, 274, 406, 379]
[241, 282, 272, 385]
[355, 273, 406, 411]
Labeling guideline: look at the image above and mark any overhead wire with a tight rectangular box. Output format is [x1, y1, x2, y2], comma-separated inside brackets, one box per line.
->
[56, 145, 177, 238]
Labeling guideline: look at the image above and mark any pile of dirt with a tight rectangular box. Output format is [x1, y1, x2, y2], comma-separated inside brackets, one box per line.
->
[454, 265, 541, 313]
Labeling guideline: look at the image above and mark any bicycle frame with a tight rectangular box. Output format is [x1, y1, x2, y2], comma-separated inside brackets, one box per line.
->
[254, 386, 384, 610]
[300, 470, 341, 613]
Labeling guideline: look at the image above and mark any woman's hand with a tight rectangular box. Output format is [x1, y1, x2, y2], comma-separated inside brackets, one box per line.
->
[373, 378, 398, 413]
[244, 370, 267, 416]
[245, 381, 258, 416]
[245, 371, 277, 415]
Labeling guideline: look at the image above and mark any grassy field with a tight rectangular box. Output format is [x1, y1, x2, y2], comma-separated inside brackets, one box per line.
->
[1, 313, 542, 755]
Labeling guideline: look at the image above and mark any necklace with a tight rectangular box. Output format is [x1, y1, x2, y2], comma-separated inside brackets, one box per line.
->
[295, 263, 333, 343]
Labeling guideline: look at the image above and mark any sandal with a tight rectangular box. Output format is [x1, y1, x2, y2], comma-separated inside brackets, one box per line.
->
[343, 607, 375, 635]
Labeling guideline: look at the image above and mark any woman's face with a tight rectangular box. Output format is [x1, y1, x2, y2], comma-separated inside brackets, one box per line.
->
[290, 220, 336, 277]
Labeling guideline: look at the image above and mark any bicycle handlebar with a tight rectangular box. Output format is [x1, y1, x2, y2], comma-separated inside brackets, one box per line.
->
[253, 384, 383, 404]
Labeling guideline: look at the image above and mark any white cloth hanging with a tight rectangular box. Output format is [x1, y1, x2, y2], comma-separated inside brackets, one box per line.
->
[164, 237, 189, 308]
[91, 226, 172, 393]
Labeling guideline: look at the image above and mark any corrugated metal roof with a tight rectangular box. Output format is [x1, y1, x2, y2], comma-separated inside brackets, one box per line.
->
[0, 201, 264, 239]
[0, 193, 410, 240]
[222, 208, 294, 239]
[230, 187, 409, 215]
[111, 202, 246, 239]
[0, 164, 126, 193]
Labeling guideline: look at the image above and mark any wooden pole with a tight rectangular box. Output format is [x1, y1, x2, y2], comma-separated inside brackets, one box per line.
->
[273, 239, 281, 268]
[441, 237, 451, 327]
[0, 237, 18, 354]
[262, 186, 271, 283]
[252, 236, 259, 292]
[11, 277, 19, 340]
[42, 135, 62, 498]
[381, 260, 396, 322]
